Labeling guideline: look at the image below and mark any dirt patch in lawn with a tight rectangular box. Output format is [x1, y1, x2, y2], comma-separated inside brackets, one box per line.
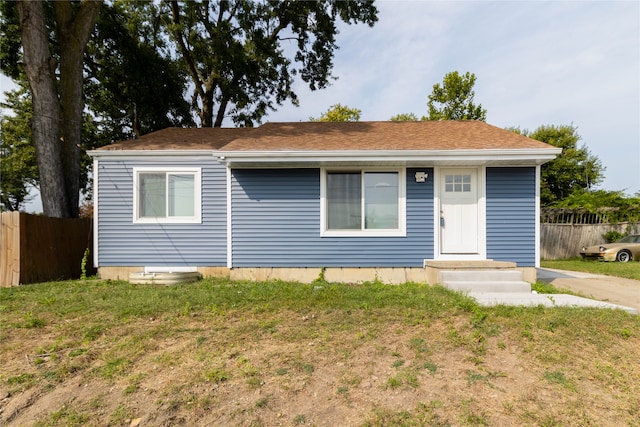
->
[2, 304, 639, 427]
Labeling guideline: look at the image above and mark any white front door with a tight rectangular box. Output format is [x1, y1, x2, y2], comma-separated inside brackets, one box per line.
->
[440, 168, 479, 254]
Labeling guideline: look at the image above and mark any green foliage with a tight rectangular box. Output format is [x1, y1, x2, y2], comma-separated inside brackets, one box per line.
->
[312, 267, 327, 285]
[205, 368, 232, 383]
[0, 83, 37, 211]
[1, 1, 191, 213]
[1, 2, 377, 216]
[517, 124, 604, 206]
[603, 231, 625, 243]
[0, 83, 108, 210]
[554, 189, 640, 222]
[557, 189, 631, 209]
[1, 1, 377, 214]
[310, 103, 362, 122]
[0, 1, 21, 79]
[85, 1, 194, 141]
[426, 71, 487, 121]
[390, 112, 420, 122]
[160, 1, 378, 127]
[80, 248, 90, 280]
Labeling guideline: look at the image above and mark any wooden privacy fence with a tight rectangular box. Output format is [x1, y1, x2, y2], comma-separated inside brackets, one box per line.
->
[1, 212, 95, 287]
[541, 222, 640, 260]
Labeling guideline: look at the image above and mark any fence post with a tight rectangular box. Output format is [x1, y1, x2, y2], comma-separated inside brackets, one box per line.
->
[1, 211, 22, 287]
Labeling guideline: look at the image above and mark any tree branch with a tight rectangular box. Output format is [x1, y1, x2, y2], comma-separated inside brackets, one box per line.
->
[169, 1, 208, 105]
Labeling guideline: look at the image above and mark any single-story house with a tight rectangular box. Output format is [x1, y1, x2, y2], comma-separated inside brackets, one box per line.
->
[88, 121, 561, 284]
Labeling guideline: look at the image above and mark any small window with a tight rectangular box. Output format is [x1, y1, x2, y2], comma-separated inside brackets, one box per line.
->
[445, 174, 471, 193]
[322, 169, 405, 236]
[134, 168, 201, 223]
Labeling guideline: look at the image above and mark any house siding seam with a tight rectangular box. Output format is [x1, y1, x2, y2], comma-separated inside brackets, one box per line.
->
[230, 168, 433, 267]
[96, 159, 227, 266]
[486, 167, 536, 266]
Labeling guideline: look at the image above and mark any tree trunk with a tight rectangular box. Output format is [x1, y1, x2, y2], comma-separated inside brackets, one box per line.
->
[17, 0, 69, 217]
[54, 1, 102, 218]
[214, 97, 229, 128]
[202, 89, 215, 127]
[17, 0, 101, 218]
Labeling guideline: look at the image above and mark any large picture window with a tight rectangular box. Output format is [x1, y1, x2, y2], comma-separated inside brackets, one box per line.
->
[134, 168, 201, 223]
[322, 169, 405, 236]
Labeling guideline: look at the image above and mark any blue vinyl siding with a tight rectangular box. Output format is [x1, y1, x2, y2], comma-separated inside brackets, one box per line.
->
[486, 167, 536, 266]
[231, 168, 433, 267]
[97, 159, 227, 266]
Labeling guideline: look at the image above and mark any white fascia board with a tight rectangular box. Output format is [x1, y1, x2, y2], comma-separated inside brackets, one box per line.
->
[88, 147, 562, 165]
[88, 150, 216, 160]
[218, 148, 563, 166]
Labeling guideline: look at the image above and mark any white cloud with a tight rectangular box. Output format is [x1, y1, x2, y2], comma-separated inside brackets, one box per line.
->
[268, 0, 640, 194]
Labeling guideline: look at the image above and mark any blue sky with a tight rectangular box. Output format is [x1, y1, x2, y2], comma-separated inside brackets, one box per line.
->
[266, 0, 640, 196]
[1, 0, 639, 212]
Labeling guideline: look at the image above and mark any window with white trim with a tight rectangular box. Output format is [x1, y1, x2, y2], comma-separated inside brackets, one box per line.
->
[444, 174, 472, 192]
[322, 169, 405, 236]
[134, 168, 201, 223]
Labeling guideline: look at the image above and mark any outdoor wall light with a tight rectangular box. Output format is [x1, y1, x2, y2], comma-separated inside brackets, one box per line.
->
[414, 172, 428, 182]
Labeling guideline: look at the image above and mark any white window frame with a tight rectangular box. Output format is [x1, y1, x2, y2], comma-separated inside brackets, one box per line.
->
[320, 167, 406, 237]
[133, 167, 202, 224]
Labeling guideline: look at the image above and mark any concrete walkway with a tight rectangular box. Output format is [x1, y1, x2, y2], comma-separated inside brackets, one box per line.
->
[465, 268, 638, 314]
[536, 268, 640, 312]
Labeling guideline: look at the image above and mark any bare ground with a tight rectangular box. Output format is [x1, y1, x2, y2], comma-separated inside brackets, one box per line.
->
[1, 306, 639, 426]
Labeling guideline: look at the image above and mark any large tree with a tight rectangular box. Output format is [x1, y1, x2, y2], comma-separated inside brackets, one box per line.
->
[2, 1, 194, 213]
[84, 1, 193, 142]
[512, 124, 604, 206]
[2, 0, 377, 215]
[161, 0, 378, 127]
[426, 71, 487, 121]
[14, 0, 102, 218]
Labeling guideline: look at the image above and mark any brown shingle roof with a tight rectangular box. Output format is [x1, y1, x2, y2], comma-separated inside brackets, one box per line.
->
[220, 121, 553, 151]
[96, 121, 555, 152]
[97, 127, 251, 151]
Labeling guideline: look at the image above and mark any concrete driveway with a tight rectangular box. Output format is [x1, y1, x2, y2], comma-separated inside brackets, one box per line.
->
[537, 268, 640, 312]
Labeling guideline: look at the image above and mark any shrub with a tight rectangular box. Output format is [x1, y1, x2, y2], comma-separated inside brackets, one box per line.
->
[602, 231, 625, 243]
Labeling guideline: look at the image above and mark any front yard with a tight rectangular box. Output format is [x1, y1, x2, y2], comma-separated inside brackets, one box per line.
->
[1, 276, 639, 426]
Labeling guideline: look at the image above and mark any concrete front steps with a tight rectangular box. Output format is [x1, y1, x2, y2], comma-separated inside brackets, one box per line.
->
[439, 269, 531, 293]
[424, 261, 638, 313]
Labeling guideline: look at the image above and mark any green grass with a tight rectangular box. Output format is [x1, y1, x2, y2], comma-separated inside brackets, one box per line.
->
[541, 258, 640, 280]
[1, 276, 639, 426]
[0, 278, 476, 327]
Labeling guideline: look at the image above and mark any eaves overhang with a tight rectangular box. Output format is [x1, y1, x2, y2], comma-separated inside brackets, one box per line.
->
[87, 149, 215, 161]
[217, 148, 563, 168]
[88, 147, 562, 167]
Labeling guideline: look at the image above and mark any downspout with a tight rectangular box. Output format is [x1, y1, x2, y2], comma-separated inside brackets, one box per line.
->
[225, 160, 233, 269]
[92, 158, 99, 269]
[535, 165, 541, 268]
